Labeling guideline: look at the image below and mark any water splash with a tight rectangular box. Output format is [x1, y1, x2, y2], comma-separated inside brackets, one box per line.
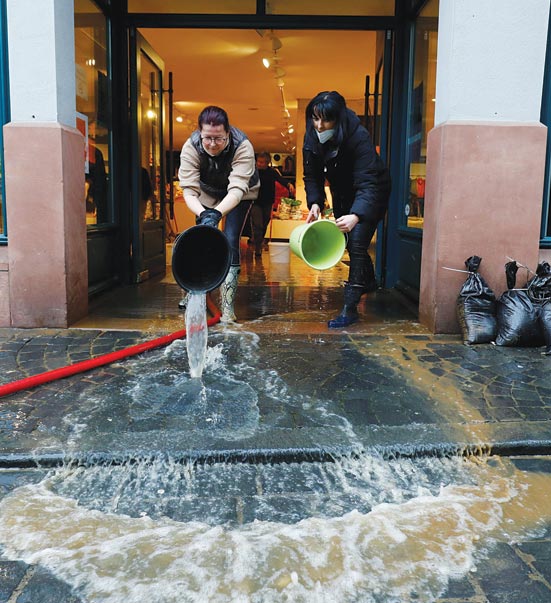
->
[0, 455, 550, 603]
[185, 292, 208, 379]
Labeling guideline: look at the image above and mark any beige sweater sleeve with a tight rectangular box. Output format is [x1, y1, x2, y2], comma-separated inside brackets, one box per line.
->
[178, 138, 201, 201]
[226, 139, 256, 200]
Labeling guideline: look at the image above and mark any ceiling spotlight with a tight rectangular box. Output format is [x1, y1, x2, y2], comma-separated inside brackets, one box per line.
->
[288, 125, 294, 134]
[262, 57, 271, 69]
[146, 109, 156, 120]
[175, 116, 183, 123]
[271, 36, 282, 51]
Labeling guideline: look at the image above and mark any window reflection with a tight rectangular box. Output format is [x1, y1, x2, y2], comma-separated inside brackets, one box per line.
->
[405, 0, 438, 230]
[128, 0, 255, 13]
[267, 0, 394, 16]
[74, 0, 112, 227]
[140, 55, 162, 223]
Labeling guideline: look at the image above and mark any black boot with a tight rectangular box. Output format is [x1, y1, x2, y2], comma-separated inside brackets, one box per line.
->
[328, 283, 365, 328]
[349, 254, 378, 294]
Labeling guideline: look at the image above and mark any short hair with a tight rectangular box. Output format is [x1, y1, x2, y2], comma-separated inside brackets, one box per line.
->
[198, 106, 230, 131]
[257, 151, 271, 163]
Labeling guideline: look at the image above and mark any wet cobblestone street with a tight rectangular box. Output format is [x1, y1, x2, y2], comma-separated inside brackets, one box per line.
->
[0, 265, 550, 601]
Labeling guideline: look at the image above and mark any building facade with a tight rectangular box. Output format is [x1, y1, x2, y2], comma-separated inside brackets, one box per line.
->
[0, 0, 550, 332]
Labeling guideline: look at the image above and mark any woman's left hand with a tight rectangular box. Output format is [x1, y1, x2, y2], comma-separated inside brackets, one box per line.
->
[335, 214, 359, 233]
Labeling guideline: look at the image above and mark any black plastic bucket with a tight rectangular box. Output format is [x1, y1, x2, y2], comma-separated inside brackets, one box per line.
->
[171, 225, 231, 292]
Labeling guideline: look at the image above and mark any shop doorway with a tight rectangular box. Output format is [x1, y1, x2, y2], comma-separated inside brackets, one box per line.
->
[129, 27, 392, 284]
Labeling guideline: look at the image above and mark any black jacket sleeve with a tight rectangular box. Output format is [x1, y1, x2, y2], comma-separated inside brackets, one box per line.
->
[302, 146, 326, 210]
[347, 131, 390, 223]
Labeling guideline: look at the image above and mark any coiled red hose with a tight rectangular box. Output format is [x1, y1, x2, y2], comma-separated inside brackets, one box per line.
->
[0, 294, 221, 399]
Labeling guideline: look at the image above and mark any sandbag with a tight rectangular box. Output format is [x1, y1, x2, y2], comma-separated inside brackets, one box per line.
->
[528, 262, 551, 354]
[539, 301, 551, 355]
[527, 261, 551, 303]
[505, 260, 518, 290]
[456, 255, 497, 344]
[495, 289, 544, 347]
[495, 261, 551, 350]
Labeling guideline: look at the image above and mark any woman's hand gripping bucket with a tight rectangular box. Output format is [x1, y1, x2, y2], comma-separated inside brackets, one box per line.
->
[289, 219, 346, 270]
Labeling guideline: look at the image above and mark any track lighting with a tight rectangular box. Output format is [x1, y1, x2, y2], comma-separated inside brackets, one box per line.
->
[259, 29, 296, 150]
[271, 35, 282, 51]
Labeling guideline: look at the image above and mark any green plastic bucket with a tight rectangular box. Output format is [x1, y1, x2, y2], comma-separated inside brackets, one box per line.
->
[289, 219, 346, 270]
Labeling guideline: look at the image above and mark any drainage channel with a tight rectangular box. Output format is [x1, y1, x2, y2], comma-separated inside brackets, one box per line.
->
[1, 437, 551, 469]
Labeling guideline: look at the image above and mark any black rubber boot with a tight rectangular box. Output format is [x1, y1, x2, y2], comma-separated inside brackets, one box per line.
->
[328, 283, 364, 328]
[349, 254, 378, 294]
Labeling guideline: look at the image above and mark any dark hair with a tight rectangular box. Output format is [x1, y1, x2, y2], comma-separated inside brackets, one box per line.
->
[257, 151, 271, 163]
[305, 91, 348, 145]
[198, 105, 230, 131]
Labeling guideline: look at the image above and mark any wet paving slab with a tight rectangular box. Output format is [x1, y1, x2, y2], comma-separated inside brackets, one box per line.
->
[0, 327, 550, 463]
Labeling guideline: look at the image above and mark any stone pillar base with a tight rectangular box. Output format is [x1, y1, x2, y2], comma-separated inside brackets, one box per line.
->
[419, 121, 547, 333]
[4, 122, 87, 327]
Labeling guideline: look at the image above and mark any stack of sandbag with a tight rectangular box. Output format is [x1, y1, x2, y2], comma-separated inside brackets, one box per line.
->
[495, 261, 551, 354]
[457, 256, 497, 344]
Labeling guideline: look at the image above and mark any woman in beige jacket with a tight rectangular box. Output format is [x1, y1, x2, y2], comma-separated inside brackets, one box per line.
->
[178, 105, 259, 321]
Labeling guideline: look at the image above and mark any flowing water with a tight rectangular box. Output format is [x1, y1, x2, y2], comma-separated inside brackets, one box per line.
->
[1, 331, 550, 601]
[0, 454, 550, 603]
[185, 292, 208, 379]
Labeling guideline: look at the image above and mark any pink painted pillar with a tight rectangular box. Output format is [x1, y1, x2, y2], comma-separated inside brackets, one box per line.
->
[5, 122, 87, 327]
[419, 121, 547, 333]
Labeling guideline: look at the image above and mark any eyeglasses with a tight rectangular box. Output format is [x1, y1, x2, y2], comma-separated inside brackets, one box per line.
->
[201, 136, 228, 145]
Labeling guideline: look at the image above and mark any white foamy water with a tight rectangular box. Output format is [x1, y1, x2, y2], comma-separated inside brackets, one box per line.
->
[0, 456, 550, 603]
[185, 292, 208, 378]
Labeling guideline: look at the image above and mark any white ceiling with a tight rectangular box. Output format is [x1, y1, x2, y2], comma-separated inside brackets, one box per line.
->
[139, 28, 379, 153]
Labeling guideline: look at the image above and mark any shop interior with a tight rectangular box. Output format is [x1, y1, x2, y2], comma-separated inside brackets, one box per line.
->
[137, 28, 385, 248]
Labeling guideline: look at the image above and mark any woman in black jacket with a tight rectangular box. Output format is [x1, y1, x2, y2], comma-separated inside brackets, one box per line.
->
[303, 91, 391, 328]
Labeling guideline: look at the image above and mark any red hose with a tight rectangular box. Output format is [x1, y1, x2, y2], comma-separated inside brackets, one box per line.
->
[0, 293, 221, 399]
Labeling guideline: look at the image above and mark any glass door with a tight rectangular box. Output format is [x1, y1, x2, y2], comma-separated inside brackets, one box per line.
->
[390, 0, 438, 298]
[130, 31, 166, 282]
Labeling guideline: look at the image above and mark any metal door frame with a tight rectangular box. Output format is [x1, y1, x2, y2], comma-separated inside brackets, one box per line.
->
[129, 29, 166, 283]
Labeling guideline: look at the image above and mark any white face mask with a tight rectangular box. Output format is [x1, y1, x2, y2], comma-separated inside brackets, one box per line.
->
[316, 129, 335, 144]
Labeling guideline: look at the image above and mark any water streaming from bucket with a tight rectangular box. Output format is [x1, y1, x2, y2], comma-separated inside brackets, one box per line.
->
[185, 292, 208, 379]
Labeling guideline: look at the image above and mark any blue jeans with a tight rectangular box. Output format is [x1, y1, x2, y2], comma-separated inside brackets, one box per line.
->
[223, 200, 253, 266]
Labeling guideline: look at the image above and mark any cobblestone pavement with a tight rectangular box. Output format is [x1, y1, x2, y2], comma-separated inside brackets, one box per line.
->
[0, 321, 550, 602]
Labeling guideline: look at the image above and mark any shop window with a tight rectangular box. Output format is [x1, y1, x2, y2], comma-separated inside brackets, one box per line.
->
[266, 0, 394, 15]
[0, 0, 8, 241]
[403, 0, 438, 230]
[541, 6, 551, 244]
[75, 0, 113, 227]
[128, 0, 256, 14]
